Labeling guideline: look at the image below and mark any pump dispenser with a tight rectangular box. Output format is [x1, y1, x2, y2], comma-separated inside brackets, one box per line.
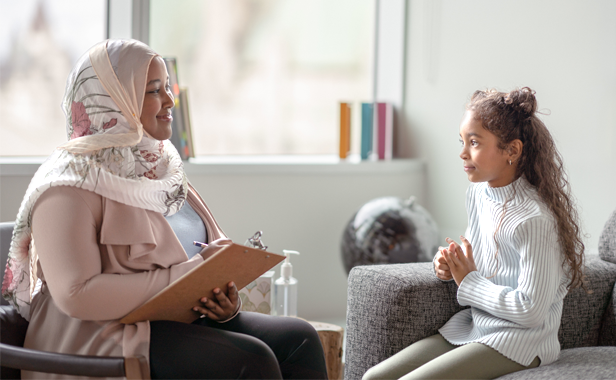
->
[274, 250, 299, 317]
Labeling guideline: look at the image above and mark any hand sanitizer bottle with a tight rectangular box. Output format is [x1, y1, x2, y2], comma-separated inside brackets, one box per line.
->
[274, 250, 299, 317]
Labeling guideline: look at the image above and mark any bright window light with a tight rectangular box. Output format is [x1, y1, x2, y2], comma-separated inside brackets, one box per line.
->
[149, 0, 374, 156]
[0, 0, 106, 156]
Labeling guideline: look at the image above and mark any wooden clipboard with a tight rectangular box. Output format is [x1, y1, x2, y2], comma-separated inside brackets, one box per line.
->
[120, 243, 285, 324]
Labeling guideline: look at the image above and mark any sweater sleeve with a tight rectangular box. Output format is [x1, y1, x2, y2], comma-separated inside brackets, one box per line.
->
[457, 216, 563, 328]
[32, 186, 204, 321]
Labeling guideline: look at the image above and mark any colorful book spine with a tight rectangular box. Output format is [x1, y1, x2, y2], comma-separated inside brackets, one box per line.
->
[360, 103, 374, 160]
[163, 57, 189, 160]
[377, 102, 393, 160]
[179, 88, 195, 158]
[339, 102, 351, 159]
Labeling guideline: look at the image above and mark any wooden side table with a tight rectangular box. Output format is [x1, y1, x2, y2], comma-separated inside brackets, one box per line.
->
[308, 321, 344, 380]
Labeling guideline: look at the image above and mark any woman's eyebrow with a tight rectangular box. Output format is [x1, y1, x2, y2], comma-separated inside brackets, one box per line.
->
[147, 79, 161, 86]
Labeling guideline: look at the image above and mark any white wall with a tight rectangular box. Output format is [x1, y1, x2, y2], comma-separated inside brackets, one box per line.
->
[400, 0, 616, 250]
[0, 159, 424, 322]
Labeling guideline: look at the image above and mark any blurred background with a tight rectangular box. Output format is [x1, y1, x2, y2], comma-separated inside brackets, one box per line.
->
[0, 0, 374, 156]
[1, 0, 615, 323]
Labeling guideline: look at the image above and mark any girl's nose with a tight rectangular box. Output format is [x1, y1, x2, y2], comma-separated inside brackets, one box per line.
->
[459, 147, 468, 160]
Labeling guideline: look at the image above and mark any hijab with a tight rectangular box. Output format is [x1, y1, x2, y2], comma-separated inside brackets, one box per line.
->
[1, 39, 187, 320]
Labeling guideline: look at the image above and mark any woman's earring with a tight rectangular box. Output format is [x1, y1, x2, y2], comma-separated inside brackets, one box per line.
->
[509, 159, 512, 165]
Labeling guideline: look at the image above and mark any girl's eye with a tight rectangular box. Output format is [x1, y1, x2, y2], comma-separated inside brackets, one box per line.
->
[149, 88, 160, 94]
[470, 140, 478, 147]
[459, 139, 464, 146]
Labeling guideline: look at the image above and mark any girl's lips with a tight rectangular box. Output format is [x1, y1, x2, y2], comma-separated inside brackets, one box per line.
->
[157, 114, 172, 122]
[464, 166, 475, 172]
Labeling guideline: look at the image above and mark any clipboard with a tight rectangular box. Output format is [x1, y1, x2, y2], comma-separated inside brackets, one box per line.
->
[120, 243, 285, 324]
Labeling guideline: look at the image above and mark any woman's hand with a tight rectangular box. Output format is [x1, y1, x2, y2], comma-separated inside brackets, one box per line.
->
[434, 249, 453, 280]
[442, 236, 477, 286]
[199, 238, 233, 260]
[193, 281, 240, 321]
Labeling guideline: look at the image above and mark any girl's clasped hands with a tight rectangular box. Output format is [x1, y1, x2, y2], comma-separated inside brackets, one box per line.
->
[434, 236, 477, 286]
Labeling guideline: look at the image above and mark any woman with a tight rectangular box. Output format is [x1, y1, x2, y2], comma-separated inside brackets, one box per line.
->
[2, 39, 327, 380]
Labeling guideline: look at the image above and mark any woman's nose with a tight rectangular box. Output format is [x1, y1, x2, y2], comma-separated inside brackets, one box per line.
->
[163, 88, 174, 109]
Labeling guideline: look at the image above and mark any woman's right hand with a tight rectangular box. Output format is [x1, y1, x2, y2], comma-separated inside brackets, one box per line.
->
[199, 238, 233, 260]
[193, 281, 240, 322]
[434, 248, 453, 281]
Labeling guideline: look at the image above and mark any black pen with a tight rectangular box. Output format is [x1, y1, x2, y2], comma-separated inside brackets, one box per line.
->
[193, 241, 208, 248]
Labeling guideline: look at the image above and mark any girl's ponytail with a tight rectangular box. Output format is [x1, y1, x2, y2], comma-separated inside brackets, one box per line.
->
[468, 87, 586, 290]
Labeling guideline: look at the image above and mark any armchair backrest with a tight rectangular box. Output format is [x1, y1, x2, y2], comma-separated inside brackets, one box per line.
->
[599, 209, 616, 265]
[1, 222, 15, 306]
[558, 255, 616, 348]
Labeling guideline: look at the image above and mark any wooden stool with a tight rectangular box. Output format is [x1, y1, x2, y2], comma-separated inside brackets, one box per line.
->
[308, 321, 344, 380]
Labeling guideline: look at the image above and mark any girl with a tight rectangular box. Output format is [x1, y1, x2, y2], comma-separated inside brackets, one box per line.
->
[363, 87, 585, 380]
[2, 39, 327, 379]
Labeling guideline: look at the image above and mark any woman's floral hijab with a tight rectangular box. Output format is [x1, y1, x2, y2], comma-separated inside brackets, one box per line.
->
[1, 39, 187, 319]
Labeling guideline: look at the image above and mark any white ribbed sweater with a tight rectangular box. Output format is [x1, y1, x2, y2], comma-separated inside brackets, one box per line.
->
[438, 177, 569, 366]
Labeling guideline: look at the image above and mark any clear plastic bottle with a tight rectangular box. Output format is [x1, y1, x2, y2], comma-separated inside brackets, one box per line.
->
[274, 250, 299, 317]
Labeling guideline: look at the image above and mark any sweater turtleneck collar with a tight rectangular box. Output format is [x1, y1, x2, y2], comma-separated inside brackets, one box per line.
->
[483, 176, 529, 204]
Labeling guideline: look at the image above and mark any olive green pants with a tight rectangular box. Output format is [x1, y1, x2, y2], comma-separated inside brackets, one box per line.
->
[362, 334, 540, 380]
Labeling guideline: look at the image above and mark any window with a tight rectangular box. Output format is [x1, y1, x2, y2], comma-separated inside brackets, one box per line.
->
[149, 0, 374, 155]
[0, 0, 377, 157]
[0, 0, 107, 156]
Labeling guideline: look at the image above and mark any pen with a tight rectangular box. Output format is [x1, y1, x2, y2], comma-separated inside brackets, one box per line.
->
[193, 241, 208, 248]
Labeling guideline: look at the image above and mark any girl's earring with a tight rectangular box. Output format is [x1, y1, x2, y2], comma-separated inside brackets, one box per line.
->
[509, 159, 512, 165]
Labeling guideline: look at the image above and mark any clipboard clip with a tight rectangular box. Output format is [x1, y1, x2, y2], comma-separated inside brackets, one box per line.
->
[245, 231, 268, 250]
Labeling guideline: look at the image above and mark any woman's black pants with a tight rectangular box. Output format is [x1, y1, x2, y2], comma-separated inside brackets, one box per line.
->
[149, 312, 328, 379]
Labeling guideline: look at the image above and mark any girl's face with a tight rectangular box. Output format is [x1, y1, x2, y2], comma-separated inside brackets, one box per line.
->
[141, 57, 174, 140]
[459, 111, 517, 188]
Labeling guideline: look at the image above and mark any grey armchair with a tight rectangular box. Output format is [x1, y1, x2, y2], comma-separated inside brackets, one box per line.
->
[0, 222, 145, 379]
[345, 210, 616, 380]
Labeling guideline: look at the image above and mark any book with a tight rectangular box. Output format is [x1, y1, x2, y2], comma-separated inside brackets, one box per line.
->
[377, 102, 393, 160]
[119, 244, 285, 324]
[179, 88, 195, 158]
[360, 103, 374, 160]
[339, 102, 351, 159]
[162, 57, 189, 160]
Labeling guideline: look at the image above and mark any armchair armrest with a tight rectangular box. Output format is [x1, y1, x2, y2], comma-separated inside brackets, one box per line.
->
[344, 262, 465, 380]
[0, 343, 145, 379]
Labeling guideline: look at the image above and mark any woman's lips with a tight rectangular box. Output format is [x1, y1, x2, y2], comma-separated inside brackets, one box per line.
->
[157, 114, 172, 122]
[464, 166, 475, 172]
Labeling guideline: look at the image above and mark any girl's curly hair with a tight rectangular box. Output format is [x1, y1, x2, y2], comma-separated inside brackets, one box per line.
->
[467, 87, 586, 289]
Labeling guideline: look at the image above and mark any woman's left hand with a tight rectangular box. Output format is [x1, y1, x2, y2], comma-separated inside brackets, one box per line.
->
[442, 236, 477, 286]
[193, 281, 239, 321]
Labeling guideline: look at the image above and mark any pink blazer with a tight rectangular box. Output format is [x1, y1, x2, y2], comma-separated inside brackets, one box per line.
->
[23, 184, 225, 380]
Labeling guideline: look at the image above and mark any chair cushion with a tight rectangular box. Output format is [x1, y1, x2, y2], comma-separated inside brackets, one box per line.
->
[599, 209, 616, 264]
[497, 347, 616, 380]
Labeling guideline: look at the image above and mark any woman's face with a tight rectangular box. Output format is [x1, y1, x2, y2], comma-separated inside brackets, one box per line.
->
[141, 56, 174, 140]
[459, 111, 516, 188]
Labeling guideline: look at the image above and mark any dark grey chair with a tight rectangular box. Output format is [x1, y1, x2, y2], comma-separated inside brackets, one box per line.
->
[0, 222, 145, 379]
